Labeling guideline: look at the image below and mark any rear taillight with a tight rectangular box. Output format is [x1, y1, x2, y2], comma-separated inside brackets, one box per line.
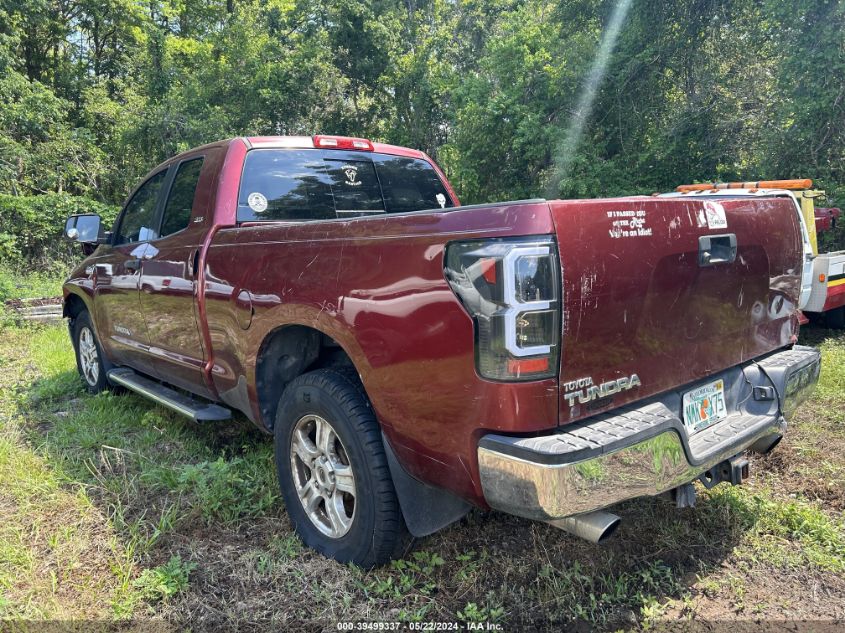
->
[445, 236, 560, 381]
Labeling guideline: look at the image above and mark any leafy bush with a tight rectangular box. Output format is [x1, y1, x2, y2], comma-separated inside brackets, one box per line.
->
[175, 456, 278, 524]
[0, 193, 118, 268]
[0, 266, 67, 302]
[133, 556, 197, 603]
[818, 220, 845, 255]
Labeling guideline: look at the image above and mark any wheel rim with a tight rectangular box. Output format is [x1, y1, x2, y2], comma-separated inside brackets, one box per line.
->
[289, 414, 356, 538]
[78, 326, 100, 386]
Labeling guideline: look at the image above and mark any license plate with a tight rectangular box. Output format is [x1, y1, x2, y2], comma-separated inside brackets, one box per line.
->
[682, 379, 727, 434]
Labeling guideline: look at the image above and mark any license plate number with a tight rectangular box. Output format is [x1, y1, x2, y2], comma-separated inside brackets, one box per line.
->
[682, 379, 727, 433]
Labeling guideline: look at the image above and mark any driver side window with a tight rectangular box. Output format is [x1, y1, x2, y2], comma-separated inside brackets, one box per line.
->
[114, 170, 167, 245]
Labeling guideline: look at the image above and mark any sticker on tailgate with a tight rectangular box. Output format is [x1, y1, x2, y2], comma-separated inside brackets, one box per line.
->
[607, 209, 652, 239]
[703, 201, 728, 229]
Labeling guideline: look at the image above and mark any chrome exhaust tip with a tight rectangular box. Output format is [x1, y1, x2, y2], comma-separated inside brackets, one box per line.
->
[547, 510, 621, 544]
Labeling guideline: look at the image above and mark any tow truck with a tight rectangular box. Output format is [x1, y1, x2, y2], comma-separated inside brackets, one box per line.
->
[674, 179, 845, 328]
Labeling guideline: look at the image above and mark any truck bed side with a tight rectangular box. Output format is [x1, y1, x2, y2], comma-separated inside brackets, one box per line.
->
[203, 201, 560, 503]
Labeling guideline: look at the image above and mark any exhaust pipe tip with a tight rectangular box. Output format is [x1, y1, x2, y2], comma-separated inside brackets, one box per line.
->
[595, 515, 621, 543]
[547, 510, 621, 544]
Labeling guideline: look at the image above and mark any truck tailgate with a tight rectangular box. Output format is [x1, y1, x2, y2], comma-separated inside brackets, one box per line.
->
[550, 195, 802, 424]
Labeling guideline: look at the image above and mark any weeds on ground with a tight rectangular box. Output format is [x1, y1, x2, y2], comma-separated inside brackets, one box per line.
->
[1, 322, 844, 628]
[0, 266, 67, 303]
[134, 555, 197, 603]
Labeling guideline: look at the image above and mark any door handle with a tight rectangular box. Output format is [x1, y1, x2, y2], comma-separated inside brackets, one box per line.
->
[125, 258, 142, 272]
[699, 233, 737, 267]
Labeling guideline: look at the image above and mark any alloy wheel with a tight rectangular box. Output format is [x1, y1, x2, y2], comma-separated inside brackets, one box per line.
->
[289, 414, 356, 538]
[78, 326, 100, 386]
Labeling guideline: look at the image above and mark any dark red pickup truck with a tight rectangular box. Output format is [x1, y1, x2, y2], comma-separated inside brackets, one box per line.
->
[63, 135, 821, 566]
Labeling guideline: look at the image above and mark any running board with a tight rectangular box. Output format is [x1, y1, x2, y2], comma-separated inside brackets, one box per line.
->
[107, 368, 232, 422]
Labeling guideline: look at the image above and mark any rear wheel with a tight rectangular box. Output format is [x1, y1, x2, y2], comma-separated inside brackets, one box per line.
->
[72, 311, 109, 393]
[274, 368, 408, 567]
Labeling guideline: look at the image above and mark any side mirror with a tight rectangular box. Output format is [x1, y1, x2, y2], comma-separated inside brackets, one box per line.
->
[65, 214, 103, 244]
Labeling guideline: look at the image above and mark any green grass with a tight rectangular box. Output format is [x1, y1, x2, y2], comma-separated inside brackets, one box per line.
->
[0, 266, 67, 303]
[0, 323, 278, 619]
[133, 555, 197, 604]
[705, 485, 845, 572]
[1, 321, 844, 627]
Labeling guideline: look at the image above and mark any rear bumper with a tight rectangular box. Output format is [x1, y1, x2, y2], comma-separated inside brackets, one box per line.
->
[478, 345, 821, 521]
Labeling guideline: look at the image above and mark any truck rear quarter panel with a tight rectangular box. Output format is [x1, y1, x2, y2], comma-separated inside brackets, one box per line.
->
[204, 202, 559, 503]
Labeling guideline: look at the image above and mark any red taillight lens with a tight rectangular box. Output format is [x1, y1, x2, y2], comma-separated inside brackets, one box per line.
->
[445, 237, 560, 381]
[313, 135, 374, 151]
[507, 357, 550, 375]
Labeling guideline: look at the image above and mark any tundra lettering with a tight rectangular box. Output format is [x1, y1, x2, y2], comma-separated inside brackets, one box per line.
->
[62, 135, 821, 567]
[563, 374, 642, 408]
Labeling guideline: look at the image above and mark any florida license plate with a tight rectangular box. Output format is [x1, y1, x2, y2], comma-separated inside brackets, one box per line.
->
[682, 379, 727, 434]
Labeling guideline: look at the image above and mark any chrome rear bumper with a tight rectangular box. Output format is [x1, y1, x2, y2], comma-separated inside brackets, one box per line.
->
[478, 345, 821, 521]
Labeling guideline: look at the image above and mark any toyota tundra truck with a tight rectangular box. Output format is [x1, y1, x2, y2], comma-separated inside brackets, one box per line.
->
[62, 135, 821, 567]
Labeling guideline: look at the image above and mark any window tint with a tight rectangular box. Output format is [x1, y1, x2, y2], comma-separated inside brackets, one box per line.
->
[371, 154, 453, 214]
[161, 158, 203, 237]
[115, 171, 167, 245]
[238, 150, 335, 221]
[324, 159, 385, 215]
[237, 149, 453, 222]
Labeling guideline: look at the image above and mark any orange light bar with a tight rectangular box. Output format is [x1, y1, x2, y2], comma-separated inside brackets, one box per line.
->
[675, 179, 813, 192]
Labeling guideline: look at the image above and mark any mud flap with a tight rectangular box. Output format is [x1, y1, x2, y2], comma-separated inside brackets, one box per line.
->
[382, 433, 471, 537]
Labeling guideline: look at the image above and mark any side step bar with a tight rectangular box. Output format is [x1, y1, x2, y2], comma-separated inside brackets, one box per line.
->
[107, 368, 232, 422]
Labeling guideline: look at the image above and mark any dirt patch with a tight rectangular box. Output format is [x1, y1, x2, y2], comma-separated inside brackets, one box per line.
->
[661, 561, 845, 624]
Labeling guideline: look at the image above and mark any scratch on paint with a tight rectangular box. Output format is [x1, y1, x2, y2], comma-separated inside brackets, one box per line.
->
[336, 240, 346, 284]
[297, 254, 319, 280]
[457, 455, 475, 486]
[315, 299, 334, 324]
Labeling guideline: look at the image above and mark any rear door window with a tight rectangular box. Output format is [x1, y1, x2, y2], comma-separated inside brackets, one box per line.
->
[237, 149, 453, 222]
[160, 157, 204, 237]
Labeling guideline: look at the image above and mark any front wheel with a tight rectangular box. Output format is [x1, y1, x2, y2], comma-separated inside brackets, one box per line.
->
[274, 368, 408, 567]
[72, 311, 109, 393]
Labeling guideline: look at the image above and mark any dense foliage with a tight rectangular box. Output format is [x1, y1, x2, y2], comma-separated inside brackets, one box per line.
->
[0, 193, 117, 266]
[0, 0, 843, 238]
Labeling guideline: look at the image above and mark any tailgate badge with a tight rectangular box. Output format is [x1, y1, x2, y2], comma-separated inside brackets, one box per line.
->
[563, 374, 642, 408]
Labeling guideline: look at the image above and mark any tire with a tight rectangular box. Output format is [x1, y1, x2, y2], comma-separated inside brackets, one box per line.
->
[827, 306, 845, 329]
[72, 311, 109, 393]
[274, 368, 408, 567]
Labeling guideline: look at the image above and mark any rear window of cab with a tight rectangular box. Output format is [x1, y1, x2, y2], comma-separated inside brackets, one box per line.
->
[236, 149, 454, 222]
